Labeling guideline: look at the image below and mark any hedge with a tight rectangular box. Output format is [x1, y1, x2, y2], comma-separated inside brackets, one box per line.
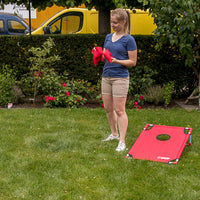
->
[0, 34, 197, 97]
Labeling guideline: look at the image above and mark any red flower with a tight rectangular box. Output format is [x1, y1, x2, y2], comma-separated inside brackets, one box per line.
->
[48, 96, 55, 101]
[99, 96, 102, 100]
[101, 103, 104, 107]
[134, 101, 138, 106]
[76, 98, 80, 102]
[62, 83, 67, 87]
[82, 98, 84, 101]
[139, 96, 144, 100]
[90, 87, 94, 91]
[45, 95, 55, 103]
[34, 71, 43, 77]
[138, 106, 142, 109]
[66, 92, 70, 96]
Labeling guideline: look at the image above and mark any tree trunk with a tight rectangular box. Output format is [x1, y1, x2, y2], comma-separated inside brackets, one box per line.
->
[199, 71, 200, 110]
[98, 8, 110, 34]
[28, 0, 32, 35]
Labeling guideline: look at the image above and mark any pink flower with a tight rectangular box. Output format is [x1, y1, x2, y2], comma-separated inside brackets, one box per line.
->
[101, 103, 104, 107]
[45, 95, 49, 103]
[138, 106, 142, 109]
[66, 92, 70, 96]
[48, 96, 55, 101]
[45, 95, 55, 103]
[139, 96, 144, 100]
[134, 101, 138, 106]
[62, 83, 67, 87]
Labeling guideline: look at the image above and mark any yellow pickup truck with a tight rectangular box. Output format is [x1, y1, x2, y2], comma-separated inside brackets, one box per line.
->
[31, 8, 156, 35]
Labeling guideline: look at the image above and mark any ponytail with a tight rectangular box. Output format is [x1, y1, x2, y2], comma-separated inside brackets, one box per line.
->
[125, 10, 130, 35]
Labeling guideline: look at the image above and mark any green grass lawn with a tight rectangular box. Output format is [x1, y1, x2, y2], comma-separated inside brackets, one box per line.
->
[0, 107, 199, 200]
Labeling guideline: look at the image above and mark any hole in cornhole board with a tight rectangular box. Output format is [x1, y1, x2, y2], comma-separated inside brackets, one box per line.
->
[156, 134, 171, 141]
[127, 124, 192, 164]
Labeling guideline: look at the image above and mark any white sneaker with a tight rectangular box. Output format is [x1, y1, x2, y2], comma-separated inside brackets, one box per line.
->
[102, 134, 119, 141]
[116, 141, 126, 152]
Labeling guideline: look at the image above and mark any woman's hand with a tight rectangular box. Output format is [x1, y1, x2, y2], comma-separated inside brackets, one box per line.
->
[111, 50, 137, 67]
[111, 57, 118, 63]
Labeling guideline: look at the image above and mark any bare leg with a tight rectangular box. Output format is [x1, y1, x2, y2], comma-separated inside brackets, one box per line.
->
[113, 97, 128, 143]
[102, 94, 118, 136]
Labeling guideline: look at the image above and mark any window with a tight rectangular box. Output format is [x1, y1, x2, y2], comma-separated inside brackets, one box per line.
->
[0, 20, 5, 33]
[7, 20, 26, 33]
[48, 12, 83, 34]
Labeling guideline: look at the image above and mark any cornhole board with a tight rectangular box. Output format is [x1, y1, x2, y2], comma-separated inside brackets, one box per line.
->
[126, 124, 192, 164]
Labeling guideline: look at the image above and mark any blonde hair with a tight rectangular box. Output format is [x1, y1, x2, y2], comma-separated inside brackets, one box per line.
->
[111, 8, 130, 35]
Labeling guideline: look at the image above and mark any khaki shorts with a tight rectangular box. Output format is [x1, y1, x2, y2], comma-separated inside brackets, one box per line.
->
[101, 77, 129, 97]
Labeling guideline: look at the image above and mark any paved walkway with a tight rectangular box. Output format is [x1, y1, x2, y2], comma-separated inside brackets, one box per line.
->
[175, 100, 199, 111]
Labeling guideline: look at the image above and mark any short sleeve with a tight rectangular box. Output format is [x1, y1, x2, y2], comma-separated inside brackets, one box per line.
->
[127, 35, 137, 51]
[104, 33, 112, 49]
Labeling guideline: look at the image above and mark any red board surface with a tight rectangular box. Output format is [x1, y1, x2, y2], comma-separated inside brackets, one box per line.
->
[128, 124, 192, 164]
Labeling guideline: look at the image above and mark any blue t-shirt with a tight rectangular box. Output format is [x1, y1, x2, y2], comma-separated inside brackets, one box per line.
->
[103, 33, 137, 78]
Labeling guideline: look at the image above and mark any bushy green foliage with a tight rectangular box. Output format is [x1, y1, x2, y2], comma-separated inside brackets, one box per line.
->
[39, 69, 88, 108]
[138, 0, 199, 66]
[28, 37, 61, 104]
[127, 94, 145, 109]
[0, 65, 22, 107]
[143, 85, 164, 105]
[18, 73, 35, 96]
[163, 81, 175, 107]
[129, 65, 157, 96]
[0, 35, 197, 98]
[19, 68, 100, 108]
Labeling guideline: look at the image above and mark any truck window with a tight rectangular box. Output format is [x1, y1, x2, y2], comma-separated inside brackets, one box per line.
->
[0, 20, 4, 33]
[7, 20, 26, 33]
[48, 11, 83, 34]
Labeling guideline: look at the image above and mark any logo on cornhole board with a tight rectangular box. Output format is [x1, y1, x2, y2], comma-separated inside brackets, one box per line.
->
[127, 124, 192, 164]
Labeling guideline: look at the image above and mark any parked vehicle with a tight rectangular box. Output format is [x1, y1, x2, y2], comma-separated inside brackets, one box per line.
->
[0, 13, 31, 35]
[31, 8, 156, 35]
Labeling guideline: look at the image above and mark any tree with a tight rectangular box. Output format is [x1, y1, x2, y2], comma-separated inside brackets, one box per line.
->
[132, 0, 200, 108]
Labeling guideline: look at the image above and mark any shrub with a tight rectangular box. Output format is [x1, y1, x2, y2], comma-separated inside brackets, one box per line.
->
[163, 81, 175, 107]
[28, 37, 61, 104]
[0, 35, 196, 98]
[143, 85, 164, 105]
[34, 68, 86, 108]
[19, 66, 100, 108]
[0, 65, 22, 107]
[96, 94, 104, 108]
[127, 94, 145, 109]
[18, 73, 35, 97]
[129, 65, 157, 96]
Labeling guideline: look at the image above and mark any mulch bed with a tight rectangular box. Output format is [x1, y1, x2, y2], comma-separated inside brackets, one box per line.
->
[0, 97, 197, 110]
[0, 99, 180, 109]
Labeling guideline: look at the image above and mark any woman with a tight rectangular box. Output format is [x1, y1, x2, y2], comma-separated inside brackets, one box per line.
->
[102, 8, 137, 151]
